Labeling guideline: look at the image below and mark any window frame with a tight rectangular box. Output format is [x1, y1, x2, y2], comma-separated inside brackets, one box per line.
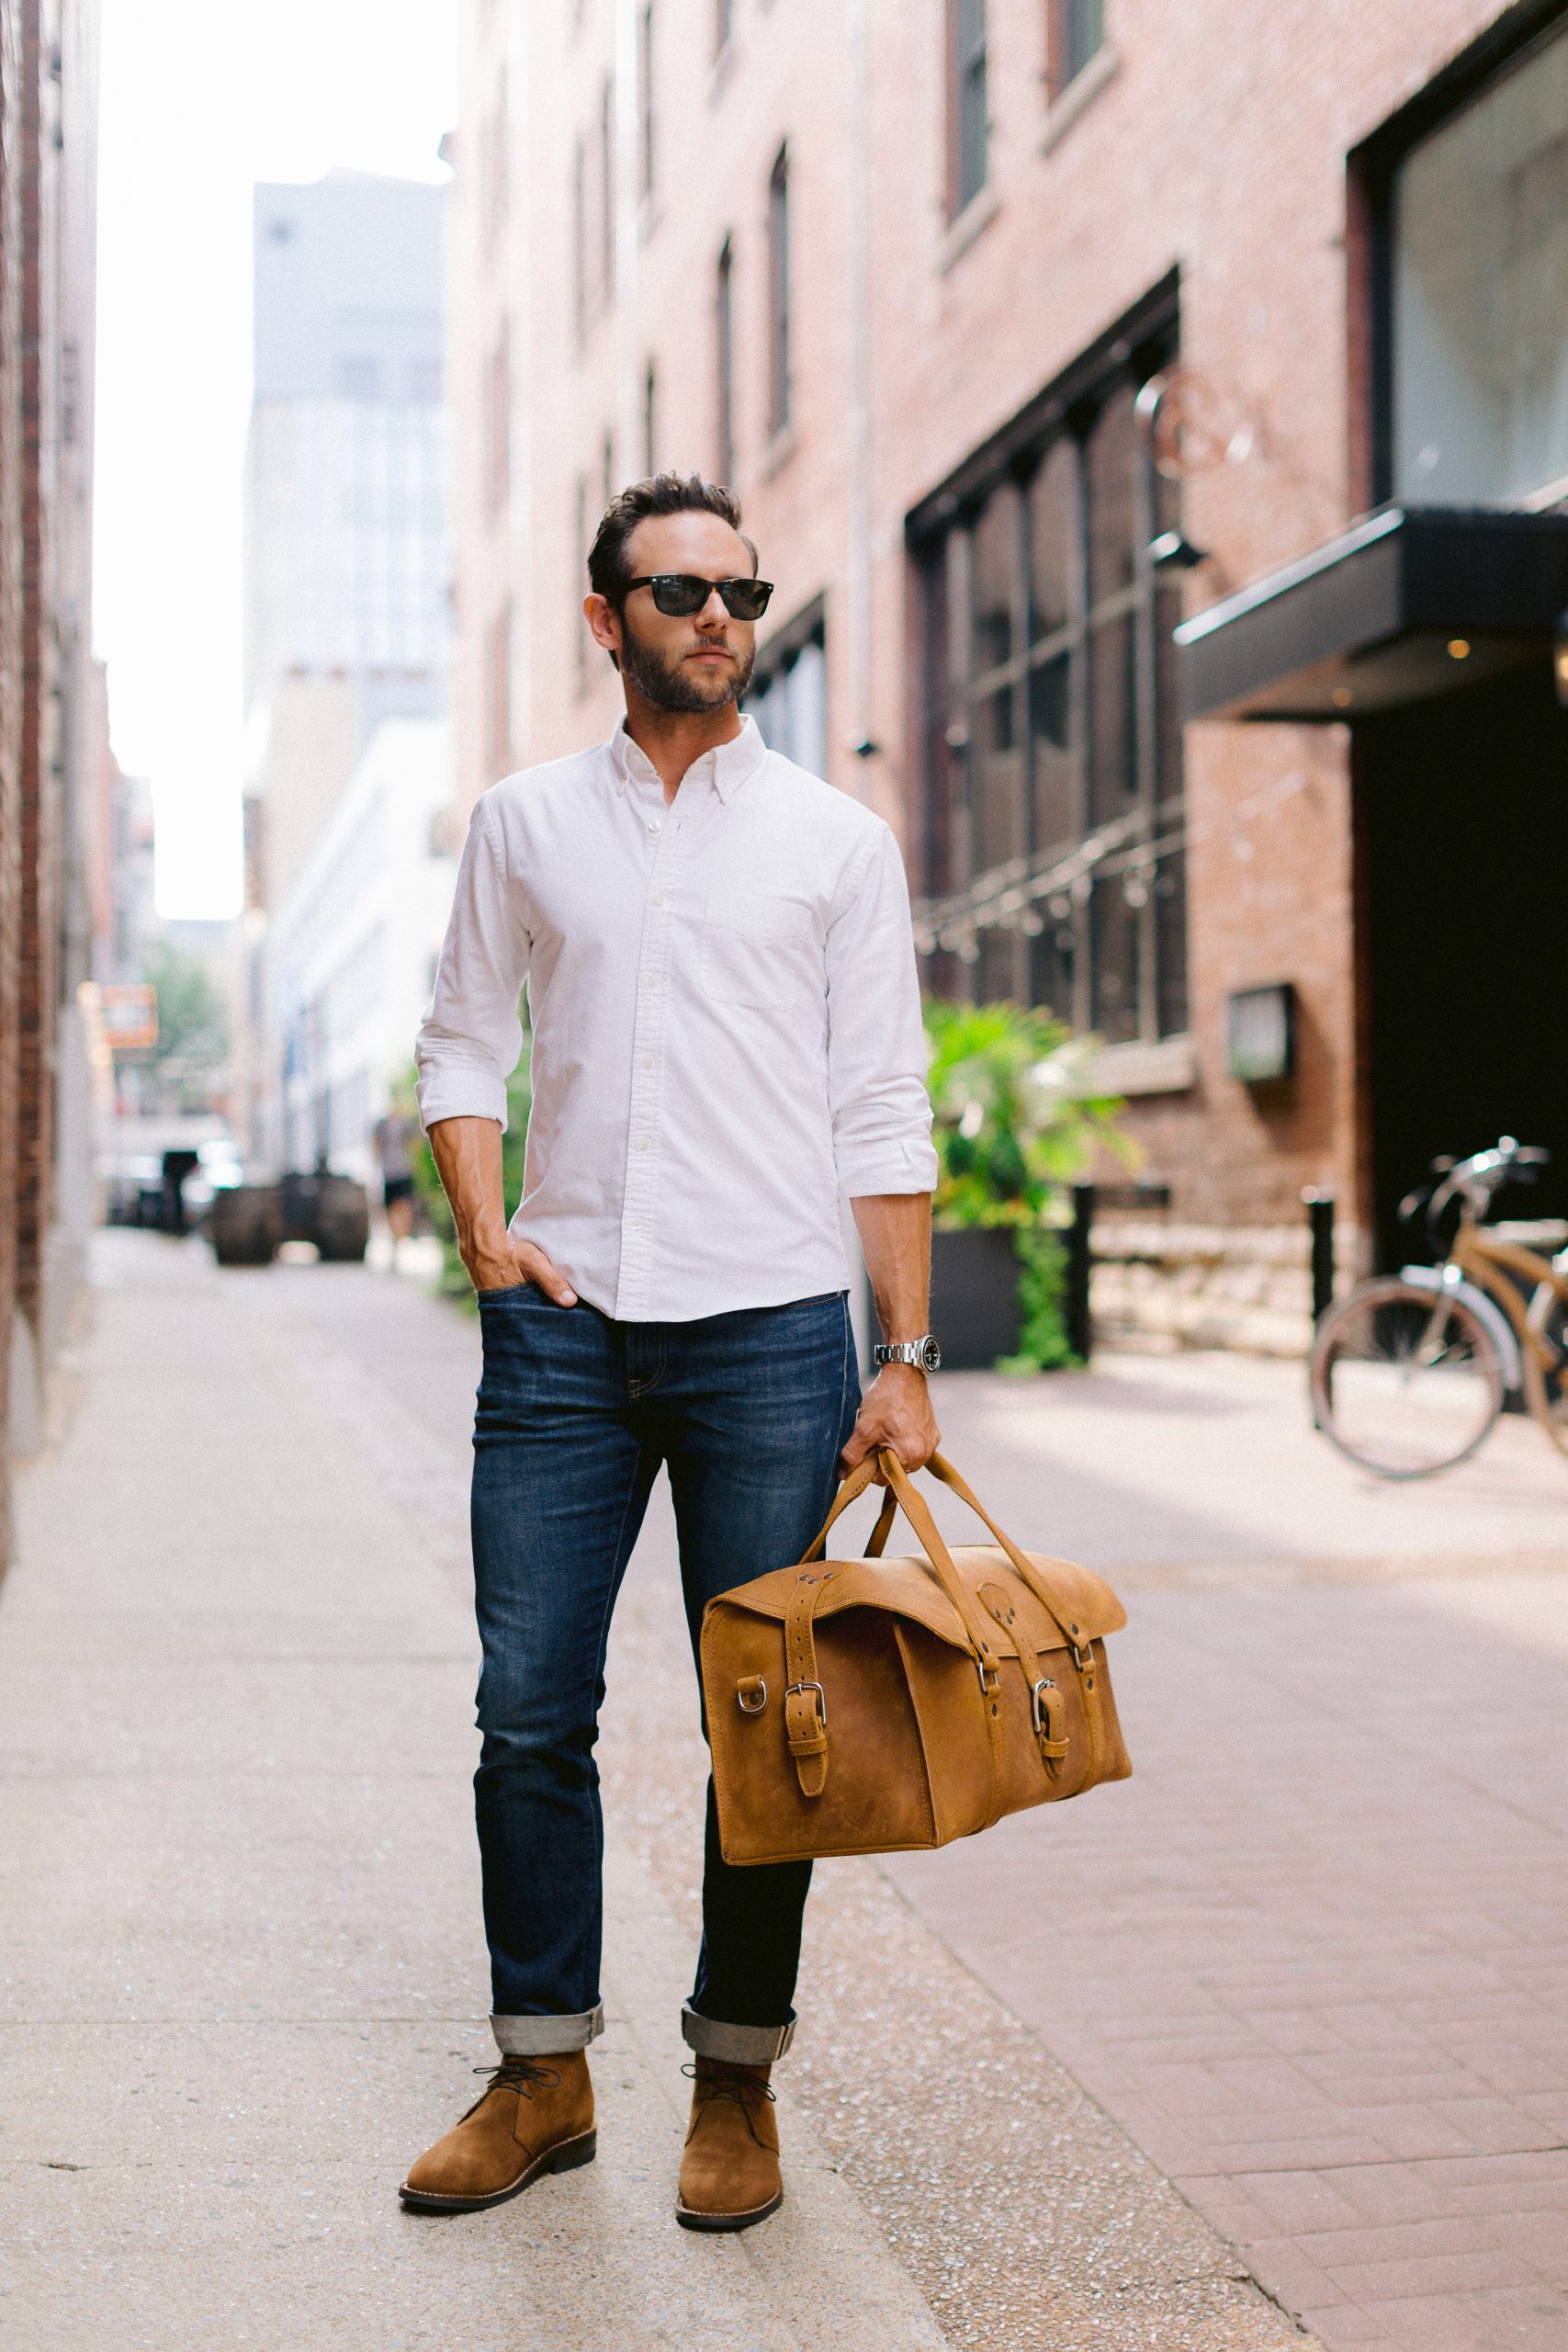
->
[638, 1, 655, 201]
[767, 145, 791, 436]
[1046, 0, 1105, 102]
[716, 235, 736, 483]
[947, 0, 989, 219]
[908, 283, 1185, 1039]
[1349, 0, 1568, 511]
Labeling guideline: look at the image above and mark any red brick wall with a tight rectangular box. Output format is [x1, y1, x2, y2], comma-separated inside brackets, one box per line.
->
[457, 0, 1521, 1258]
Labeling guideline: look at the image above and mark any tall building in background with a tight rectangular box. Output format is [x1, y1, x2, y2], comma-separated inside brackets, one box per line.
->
[239, 171, 454, 1171]
[453, 0, 1568, 1354]
[0, 0, 102, 1545]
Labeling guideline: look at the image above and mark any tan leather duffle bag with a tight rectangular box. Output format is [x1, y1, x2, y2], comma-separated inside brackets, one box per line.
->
[701, 1448, 1131, 1867]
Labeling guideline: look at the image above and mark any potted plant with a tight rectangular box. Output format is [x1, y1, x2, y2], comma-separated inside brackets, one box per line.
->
[924, 1000, 1134, 1370]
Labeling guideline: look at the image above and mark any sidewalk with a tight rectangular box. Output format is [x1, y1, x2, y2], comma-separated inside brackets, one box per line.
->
[895, 1357, 1568, 2352]
[0, 1235, 1303, 2352]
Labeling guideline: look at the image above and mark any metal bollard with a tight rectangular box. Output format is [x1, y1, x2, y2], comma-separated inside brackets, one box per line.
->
[1066, 1182, 1095, 1363]
[1302, 1188, 1335, 1324]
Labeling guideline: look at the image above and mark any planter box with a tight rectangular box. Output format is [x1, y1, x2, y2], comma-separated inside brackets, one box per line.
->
[930, 1227, 1021, 1370]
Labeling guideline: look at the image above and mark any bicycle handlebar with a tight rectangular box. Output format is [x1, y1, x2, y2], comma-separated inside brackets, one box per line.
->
[1422, 1136, 1551, 1250]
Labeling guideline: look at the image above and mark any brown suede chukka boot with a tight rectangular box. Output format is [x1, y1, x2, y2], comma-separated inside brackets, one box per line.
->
[674, 2058, 782, 2231]
[400, 2053, 595, 2213]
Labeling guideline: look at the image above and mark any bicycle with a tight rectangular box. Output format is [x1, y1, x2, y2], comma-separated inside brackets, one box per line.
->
[1309, 1137, 1568, 1479]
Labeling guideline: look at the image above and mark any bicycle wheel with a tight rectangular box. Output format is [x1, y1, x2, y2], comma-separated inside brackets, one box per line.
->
[1523, 1279, 1568, 1458]
[1310, 1278, 1504, 1478]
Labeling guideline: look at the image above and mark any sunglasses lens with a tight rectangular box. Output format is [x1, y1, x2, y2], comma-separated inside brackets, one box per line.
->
[650, 576, 708, 616]
[722, 580, 773, 620]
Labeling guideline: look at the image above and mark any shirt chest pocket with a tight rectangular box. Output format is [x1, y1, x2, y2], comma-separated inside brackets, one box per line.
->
[699, 891, 817, 1010]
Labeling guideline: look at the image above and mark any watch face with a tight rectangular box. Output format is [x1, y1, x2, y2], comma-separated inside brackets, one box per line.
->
[919, 1335, 942, 1374]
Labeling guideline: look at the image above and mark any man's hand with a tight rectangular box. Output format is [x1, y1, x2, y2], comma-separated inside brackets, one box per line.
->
[426, 1116, 578, 1306]
[840, 1364, 940, 1476]
[466, 1232, 578, 1306]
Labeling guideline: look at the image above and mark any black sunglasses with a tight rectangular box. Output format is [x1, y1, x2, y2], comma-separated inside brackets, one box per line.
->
[623, 572, 774, 621]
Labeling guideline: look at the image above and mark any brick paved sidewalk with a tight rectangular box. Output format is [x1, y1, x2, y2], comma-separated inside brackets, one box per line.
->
[890, 1360, 1568, 2352]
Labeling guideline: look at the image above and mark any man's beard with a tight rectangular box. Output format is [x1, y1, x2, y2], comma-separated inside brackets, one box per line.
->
[617, 615, 756, 713]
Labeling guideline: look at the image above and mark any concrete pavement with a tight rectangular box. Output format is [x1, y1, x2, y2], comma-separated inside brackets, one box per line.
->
[0, 1235, 1306, 2351]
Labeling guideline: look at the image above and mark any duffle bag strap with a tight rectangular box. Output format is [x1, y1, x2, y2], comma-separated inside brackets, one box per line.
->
[782, 1569, 835, 1797]
[924, 1452, 1106, 1781]
[869, 1451, 1012, 1828]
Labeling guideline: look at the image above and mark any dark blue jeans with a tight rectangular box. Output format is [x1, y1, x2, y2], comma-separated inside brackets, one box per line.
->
[470, 1283, 860, 2064]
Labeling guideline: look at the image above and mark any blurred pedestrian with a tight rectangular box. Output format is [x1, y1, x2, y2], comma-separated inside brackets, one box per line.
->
[371, 1106, 418, 1261]
[402, 473, 940, 2233]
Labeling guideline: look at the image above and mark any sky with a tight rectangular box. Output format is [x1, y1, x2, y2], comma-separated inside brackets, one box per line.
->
[93, 0, 457, 919]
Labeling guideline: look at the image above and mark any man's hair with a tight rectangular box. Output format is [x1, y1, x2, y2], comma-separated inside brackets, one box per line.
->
[587, 472, 758, 605]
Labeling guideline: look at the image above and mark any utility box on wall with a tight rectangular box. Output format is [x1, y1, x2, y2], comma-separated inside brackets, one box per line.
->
[1227, 983, 1296, 1085]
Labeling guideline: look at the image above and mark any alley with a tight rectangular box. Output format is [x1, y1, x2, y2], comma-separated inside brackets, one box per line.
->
[0, 1237, 1297, 2352]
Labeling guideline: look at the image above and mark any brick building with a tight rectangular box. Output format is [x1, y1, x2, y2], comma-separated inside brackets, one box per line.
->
[449, 0, 1568, 1345]
[0, 0, 102, 1555]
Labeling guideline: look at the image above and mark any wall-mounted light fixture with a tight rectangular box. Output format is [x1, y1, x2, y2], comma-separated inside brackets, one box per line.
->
[1227, 981, 1296, 1084]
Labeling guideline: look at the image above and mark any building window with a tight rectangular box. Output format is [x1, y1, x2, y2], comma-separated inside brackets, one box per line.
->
[746, 597, 827, 777]
[638, 2, 655, 199]
[1048, 0, 1104, 99]
[642, 358, 657, 476]
[1389, 17, 1568, 508]
[715, 0, 734, 58]
[572, 134, 587, 343]
[911, 309, 1185, 1039]
[767, 147, 791, 435]
[716, 236, 736, 482]
[485, 331, 510, 520]
[486, 601, 512, 778]
[601, 429, 615, 508]
[948, 0, 988, 217]
[600, 75, 615, 307]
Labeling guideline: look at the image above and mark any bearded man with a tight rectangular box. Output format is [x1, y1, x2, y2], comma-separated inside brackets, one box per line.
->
[403, 472, 940, 2231]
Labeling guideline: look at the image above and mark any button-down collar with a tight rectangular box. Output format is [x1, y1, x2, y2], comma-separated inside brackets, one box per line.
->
[611, 711, 768, 805]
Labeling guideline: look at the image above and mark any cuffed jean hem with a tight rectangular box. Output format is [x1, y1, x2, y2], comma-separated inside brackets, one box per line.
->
[491, 2004, 604, 2056]
[682, 2000, 796, 2065]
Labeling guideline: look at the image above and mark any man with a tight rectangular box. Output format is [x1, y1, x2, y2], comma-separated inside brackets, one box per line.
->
[403, 473, 940, 2232]
[370, 1105, 418, 1258]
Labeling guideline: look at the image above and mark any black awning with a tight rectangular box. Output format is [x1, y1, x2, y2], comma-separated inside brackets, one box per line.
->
[1175, 505, 1568, 723]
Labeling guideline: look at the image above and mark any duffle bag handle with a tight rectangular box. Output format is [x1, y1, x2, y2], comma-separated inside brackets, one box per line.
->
[802, 1452, 1007, 1687]
[807, 1449, 1082, 1659]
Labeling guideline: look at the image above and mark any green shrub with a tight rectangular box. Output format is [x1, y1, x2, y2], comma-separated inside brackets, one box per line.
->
[397, 1040, 533, 1306]
[923, 999, 1136, 1370]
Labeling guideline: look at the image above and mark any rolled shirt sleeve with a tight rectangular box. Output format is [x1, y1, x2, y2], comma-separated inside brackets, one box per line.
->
[824, 824, 939, 1199]
[414, 797, 530, 1132]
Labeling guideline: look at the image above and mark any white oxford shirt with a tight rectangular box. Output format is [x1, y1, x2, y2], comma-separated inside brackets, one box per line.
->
[415, 716, 938, 1323]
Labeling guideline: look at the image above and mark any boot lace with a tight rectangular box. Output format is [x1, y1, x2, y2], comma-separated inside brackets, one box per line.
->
[682, 2060, 775, 2113]
[473, 2056, 561, 2101]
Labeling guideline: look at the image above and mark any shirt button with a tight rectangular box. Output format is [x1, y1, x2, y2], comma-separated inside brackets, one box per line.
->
[641, 1055, 655, 1069]
[630, 1216, 644, 1231]
[653, 893, 667, 908]
[647, 818, 660, 833]
[647, 975, 660, 989]
[636, 1137, 649, 1152]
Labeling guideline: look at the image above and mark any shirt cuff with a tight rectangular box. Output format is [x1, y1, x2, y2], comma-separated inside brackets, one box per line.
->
[415, 1068, 510, 1131]
[835, 1136, 939, 1197]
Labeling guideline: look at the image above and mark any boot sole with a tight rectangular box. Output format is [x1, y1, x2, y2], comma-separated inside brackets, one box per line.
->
[399, 2127, 597, 2214]
[674, 2186, 784, 2233]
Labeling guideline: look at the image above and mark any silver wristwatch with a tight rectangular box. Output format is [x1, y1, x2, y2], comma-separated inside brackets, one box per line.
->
[873, 1334, 942, 1374]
